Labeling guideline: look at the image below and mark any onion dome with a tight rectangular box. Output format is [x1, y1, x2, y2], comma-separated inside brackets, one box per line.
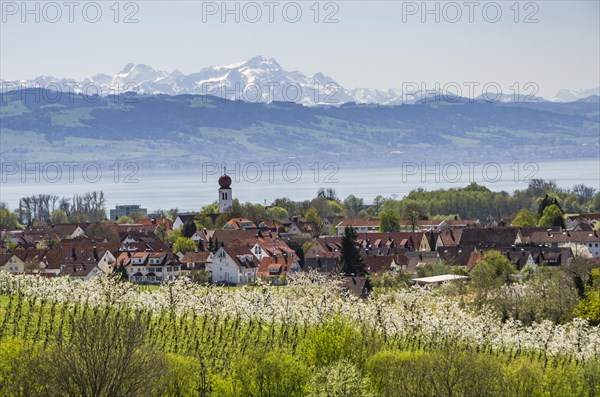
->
[218, 174, 232, 189]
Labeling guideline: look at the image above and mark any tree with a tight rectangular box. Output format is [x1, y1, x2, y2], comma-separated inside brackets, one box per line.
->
[50, 209, 68, 224]
[0, 206, 21, 230]
[379, 209, 400, 232]
[343, 195, 364, 217]
[538, 194, 562, 216]
[166, 208, 179, 221]
[40, 308, 165, 397]
[339, 226, 366, 276]
[523, 268, 579, 323]
[572, 184, 596, 204]
[402, 200, 425, 232]
[511, 208, 538, 227]
[87, 222, 120, 242]
[373, 195, 385, 216]
[538, 204, 565, 228]
[470, 250, 515, 304]
[591, 192, 600, 212]
[305, 207, 325, 238]
[573, 268, 600, 325]
[129, 211, 147, 221]
[181, 221, 197, 238]
[317, 187, 338, 201]
[112, 263, 129, 281]
[155, 224, 167, 242]
[173, 237, 196, 254]
[307, 360, 368, 397]
[266, 206, 289, 222]
[116, 216, 134, 224]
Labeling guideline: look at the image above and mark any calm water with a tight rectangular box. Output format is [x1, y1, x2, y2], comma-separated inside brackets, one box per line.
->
[1, 159, 599, 212]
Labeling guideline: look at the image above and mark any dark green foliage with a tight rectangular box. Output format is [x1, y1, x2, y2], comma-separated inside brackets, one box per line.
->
[181, 221, 197, 238]
[339, 226, 366, 276]
[538, 194, 563, 216]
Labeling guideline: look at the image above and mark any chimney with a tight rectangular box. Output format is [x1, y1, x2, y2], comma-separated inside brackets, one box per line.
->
[93, 246, 98, 260]
[274, 255, 278, 263]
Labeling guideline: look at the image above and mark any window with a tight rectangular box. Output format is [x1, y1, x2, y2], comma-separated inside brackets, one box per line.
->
[174, 266, 179, 271]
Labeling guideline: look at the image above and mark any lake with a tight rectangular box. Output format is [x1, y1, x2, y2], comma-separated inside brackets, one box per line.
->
[1, 158, 599, 212]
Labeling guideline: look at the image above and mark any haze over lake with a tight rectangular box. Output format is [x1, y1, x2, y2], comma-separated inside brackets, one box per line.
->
[1, 159, 599, 213]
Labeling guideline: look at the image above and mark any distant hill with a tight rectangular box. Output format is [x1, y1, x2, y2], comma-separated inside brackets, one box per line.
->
[1, 89, 598, 168]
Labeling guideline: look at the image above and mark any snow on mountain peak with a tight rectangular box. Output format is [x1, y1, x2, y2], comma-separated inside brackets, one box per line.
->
[13, 57, 595, 106]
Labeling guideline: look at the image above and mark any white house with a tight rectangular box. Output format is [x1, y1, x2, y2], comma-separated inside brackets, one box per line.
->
[209, 245, 259, 285]
[336, 218, 380, 236]
[0, 252, 25, 273]
[173, 214, 196, 230]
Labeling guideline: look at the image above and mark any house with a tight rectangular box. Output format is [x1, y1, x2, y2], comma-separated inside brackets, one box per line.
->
[62, 263, 105, 281]
[116, 251, 181, 284]
[336, 218, 380, 236]
[173, 213, 197, 230]
[206, 229, 261, 247]
[136, 217, 173, 232]
[437, 245, 476, 267]
[54, 242, 121, 276]
[209, 245, 259, 285]
[459, 228, 520, 248]
[256, 254, 301, 284]
[304, 252, 339, 274]
[287, 221, 317, 238]
[179, 251, 213, 276]
[223, 217, 256, 230]
[257, 220, 286, 233]
[447, 219, 479, 229]
[405, 251, 439, 274]
[504, 250, 536, 270]
[340, 276, 372, 298]
[356, 232, 431, 252]
[0, 252, 25, 273]
[416, 219, 449, 232]
[566, 213, 600, 230]
[528, 230, 600, 257]
[323, 216, 343, 232]
[12, 249, 45, 272]
[436, 229, 463, 247]
[363, 255, 406, 275]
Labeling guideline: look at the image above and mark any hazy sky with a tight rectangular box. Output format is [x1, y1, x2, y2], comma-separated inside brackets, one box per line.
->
[1, 1, 598, 98]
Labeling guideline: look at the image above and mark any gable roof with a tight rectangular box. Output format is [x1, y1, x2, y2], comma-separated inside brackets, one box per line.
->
[256, 255, 297, 278]
[529, 230, 599, 244]
[459, 228, 519, 247]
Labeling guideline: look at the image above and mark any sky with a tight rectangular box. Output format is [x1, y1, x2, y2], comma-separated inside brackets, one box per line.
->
[1, 1, 599, 99]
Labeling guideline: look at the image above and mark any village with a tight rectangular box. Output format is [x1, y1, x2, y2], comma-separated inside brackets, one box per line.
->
[1, 171, 599, 294]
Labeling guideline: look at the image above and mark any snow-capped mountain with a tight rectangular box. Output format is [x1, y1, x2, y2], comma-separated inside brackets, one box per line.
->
[553, 87, 600, 102]
[1, 56, 595, 106]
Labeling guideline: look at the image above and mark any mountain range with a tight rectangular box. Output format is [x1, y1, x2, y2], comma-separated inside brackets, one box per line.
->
[1, 88, 598, 168]
[2, 56, 598, 106]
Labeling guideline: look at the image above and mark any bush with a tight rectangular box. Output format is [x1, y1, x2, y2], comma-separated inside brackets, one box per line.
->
[307, 359, 371, 397]
[212, 349, 308, 397]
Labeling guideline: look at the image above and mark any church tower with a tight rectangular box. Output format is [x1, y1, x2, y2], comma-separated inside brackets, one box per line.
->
[218, 170, 232, 213]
